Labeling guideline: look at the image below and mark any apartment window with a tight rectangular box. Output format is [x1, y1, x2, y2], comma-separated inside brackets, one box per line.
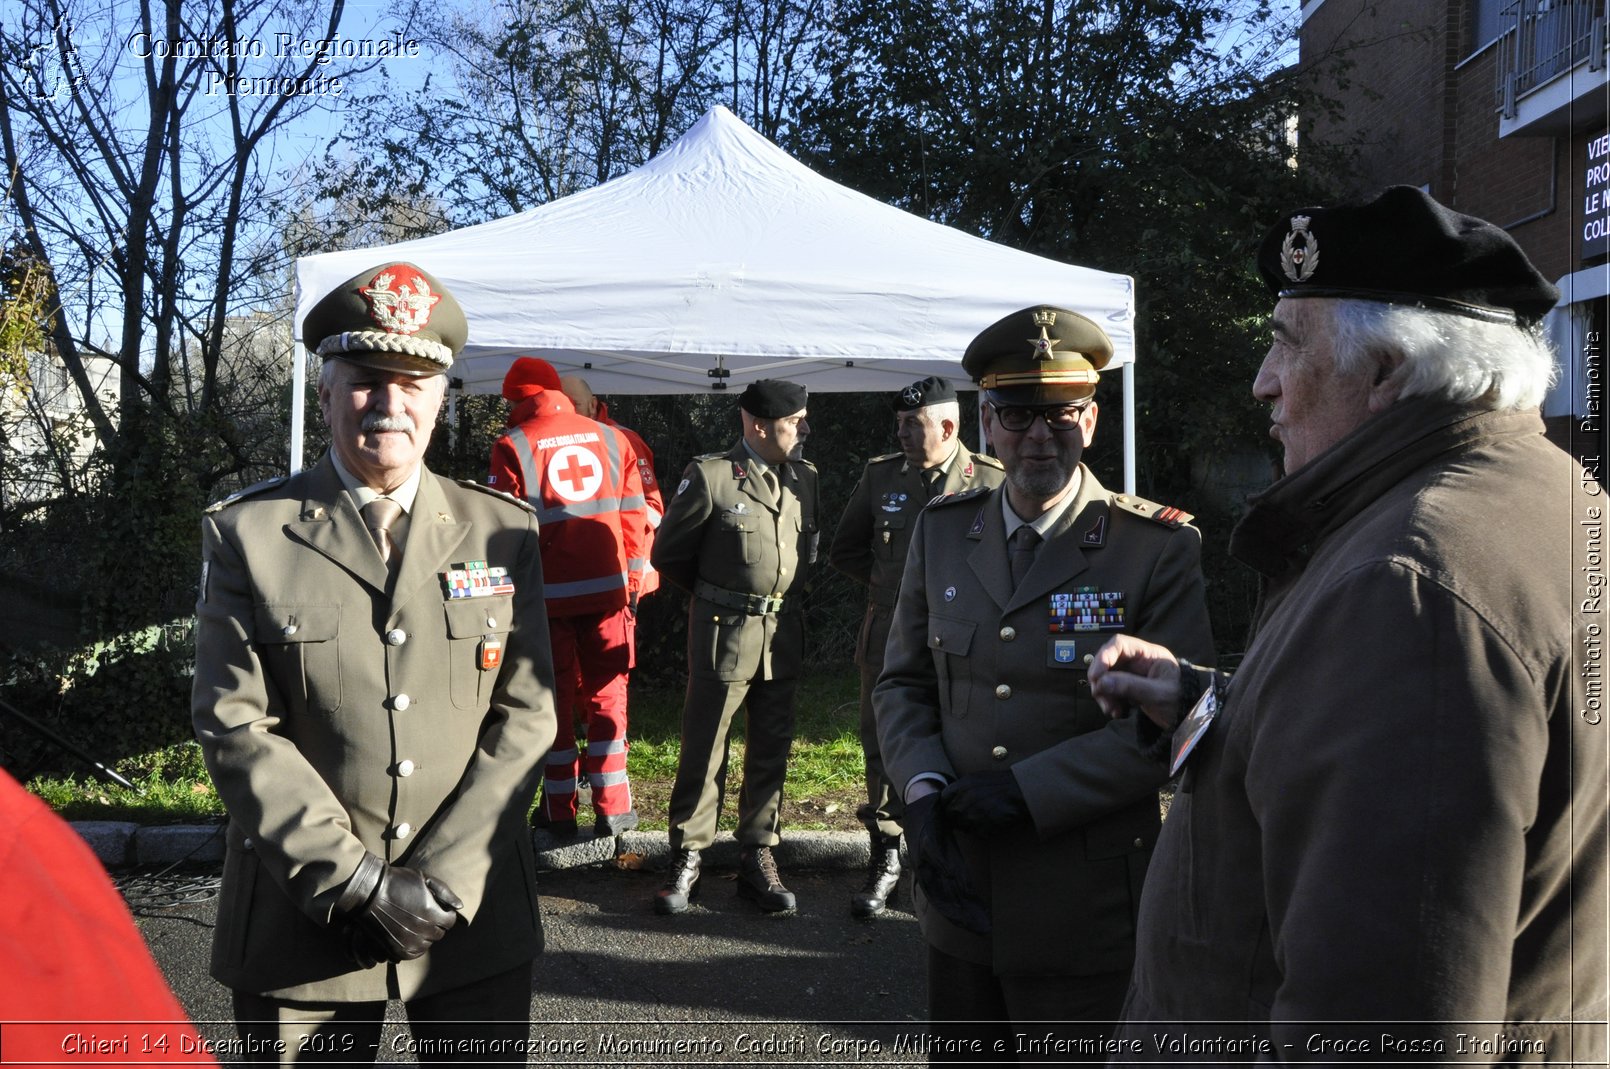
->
[1470, 0, 1509, 55]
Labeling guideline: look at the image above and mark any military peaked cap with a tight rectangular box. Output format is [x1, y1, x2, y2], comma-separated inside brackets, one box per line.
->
[962, 306, 1114, 404]
[303, 262, 467, 376]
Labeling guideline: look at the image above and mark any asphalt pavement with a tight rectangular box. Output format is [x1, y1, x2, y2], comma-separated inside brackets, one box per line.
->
[124, 835, 935, 1068]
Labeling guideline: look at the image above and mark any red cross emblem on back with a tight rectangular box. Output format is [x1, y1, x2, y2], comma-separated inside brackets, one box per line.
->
[546, 444, 605, 503]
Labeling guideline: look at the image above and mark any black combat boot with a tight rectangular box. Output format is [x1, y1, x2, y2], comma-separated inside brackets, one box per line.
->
[654, 849, 702, 915]
[736, 845, 797, 912]
[850, 833, 902, 918]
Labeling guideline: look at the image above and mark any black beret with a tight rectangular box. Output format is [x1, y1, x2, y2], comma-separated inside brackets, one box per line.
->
[303, 262, 467, 376]
[739, 379, 808, 418]
[961, 306, 1113, 404]
[1257, 185, 1559, 327]
[893, 376, 957, 412]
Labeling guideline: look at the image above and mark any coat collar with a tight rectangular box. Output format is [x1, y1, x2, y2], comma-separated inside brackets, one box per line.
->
[728, 440, 783, 513]
[1230, 398, 1545, 579]
[287, 457, 471, 605]
[967, 464, 1111, 613]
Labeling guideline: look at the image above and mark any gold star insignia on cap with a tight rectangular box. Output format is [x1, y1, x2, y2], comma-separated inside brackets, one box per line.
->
[1027, 325, 1060, 361]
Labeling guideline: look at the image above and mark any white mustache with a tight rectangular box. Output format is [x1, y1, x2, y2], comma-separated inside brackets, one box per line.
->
[363, 414, 415, 433]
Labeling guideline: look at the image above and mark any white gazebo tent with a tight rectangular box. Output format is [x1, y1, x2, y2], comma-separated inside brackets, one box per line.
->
[293, 106, 1141, 488]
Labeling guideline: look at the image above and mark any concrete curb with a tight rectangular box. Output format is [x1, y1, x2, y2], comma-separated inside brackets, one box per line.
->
[74, 822, 873, 872]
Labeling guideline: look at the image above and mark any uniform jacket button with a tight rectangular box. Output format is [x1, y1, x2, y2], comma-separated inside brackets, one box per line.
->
[485, 616, 498, 628]
[991, 745, 1008, 760]
[281, 624, 298, 637]
[994, 684, 1011, 699]
[1000, 626, 1016, 641]
[396, 759, 415, 777]
[242, 837, 255, 851]
[392, 693, 411, 711]
[385, 628, 407, 646]
[1133, 837, 1145, 848]
[393, 822, 412, 840]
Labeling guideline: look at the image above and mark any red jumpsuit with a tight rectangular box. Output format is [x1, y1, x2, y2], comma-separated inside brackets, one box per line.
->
[490, 387, 646, 828]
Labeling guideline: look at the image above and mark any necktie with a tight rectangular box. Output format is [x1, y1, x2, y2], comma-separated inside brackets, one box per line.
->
[763, 469, 780, 501]
[362, 497, 404, 565]
[1009, 526, 1041, 589]
[921, 468, 943, 500]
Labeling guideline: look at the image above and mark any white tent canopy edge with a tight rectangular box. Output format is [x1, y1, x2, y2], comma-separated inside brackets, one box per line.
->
[292, 106, 1139, 488]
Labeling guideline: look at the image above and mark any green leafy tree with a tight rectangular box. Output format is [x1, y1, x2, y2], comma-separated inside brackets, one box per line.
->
[790, 0, 1354, 645]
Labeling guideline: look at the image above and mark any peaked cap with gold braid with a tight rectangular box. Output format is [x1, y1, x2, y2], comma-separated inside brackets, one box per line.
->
[302, 262, 468, 377]
[961, 305, 1113, 404]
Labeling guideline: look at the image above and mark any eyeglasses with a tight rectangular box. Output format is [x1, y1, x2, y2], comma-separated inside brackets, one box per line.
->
[988, 402, 1091, 433]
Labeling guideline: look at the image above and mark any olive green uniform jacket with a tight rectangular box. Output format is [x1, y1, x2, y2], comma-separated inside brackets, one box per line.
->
[192, 457, 557, 1001]
[1114, 400, 1608, 1063]
[874, 465, 1214, 975]
[829, 445, 1004, 835]
[652, 442, 820, 849]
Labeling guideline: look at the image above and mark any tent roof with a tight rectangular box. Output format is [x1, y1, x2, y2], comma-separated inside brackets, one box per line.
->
[294, 106, 1135, 396]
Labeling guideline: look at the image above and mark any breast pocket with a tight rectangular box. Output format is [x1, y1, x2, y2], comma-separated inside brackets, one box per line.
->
[254, 605, 341, 715]
[717, 511, 761, 565]
[874, 515, 907, 563]
[444, 597, 514, 710]
[926, 613, 975, 716]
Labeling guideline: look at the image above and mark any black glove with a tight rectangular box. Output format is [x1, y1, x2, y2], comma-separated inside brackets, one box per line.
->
[940, 770, 1029, 834]
[905, 792, 991, 935]
[341, 861, 463, 966]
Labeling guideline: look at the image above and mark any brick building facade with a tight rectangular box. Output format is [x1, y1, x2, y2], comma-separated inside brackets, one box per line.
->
[1296, 0, 1606, 461]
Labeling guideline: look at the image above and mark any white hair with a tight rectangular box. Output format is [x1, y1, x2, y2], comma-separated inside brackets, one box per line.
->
[1329, 299, 1557, 411]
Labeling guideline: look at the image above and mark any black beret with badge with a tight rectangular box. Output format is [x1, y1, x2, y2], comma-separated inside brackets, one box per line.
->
[893, 375, 957, 412]
[739, 378, 809, 418]
[1257, 185, 1559, 327]
[302, 261, 468, 376]
[961, 306, 1114, 404]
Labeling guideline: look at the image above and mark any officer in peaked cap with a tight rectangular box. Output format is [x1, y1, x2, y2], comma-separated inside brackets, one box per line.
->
[872, 306, 1215, 1057]
[651, 378, 820, 916]
[828, 376, 1002, 919]
[193, 261, 558, 1057]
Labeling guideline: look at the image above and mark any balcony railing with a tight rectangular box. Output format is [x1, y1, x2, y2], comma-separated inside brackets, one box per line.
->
[1497, 0, 1608, 117]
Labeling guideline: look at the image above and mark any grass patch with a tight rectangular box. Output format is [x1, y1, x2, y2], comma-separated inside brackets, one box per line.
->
[28, 741, 226, 824]
[31, 666, 872, 833]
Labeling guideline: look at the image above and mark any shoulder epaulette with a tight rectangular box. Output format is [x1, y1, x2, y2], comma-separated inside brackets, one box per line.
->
[868, 451, 902, 465]
[695, 451, 728, 464]
[457, 479, 538, 514]
[972, 452, 1005, 470]
[925, 485, 991, 509]
[796, 457, 819, 473]
[205, 474, 289, 513]
[1112, 493, 1193, 529]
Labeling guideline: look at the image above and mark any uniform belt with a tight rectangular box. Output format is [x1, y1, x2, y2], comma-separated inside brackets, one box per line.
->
[869, 586, 899, 610]
[694, 580, 788, 615]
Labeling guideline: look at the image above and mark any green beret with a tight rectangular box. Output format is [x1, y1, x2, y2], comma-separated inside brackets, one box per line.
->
[893, 376, 957, 412]
[303, 262, 467, 376]
[739, 379, 808, 418]
[961, 306, 1113, 404]
[1257, 186, 1559, 327]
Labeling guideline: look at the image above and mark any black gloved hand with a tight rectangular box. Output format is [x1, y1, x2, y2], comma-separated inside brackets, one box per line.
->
[940, 769, 1029, 834]
[906, 792, 991, 935]
[343, 863, 463, 965]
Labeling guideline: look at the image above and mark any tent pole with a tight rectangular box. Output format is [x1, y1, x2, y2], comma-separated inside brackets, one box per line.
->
[1122, 361, 1136, 495]
[291, 342, 307, 475]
